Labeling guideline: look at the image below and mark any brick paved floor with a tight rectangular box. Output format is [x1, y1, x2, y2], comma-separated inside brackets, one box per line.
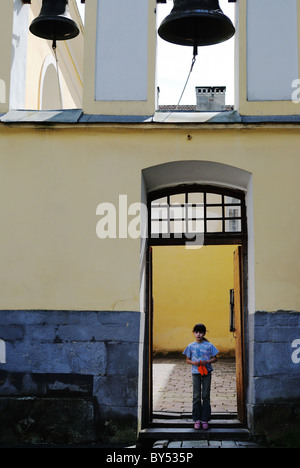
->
[153, 356, 237, 414]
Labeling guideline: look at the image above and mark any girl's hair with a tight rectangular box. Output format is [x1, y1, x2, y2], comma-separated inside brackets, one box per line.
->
[193, 323, 208, 341]
[193, 323, 206, 334]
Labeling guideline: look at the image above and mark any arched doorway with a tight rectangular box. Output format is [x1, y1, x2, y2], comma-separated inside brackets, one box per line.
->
[141, 162, 252, 428]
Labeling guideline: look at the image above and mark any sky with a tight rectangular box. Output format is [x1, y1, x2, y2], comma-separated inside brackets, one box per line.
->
[75, 1, 235, 106]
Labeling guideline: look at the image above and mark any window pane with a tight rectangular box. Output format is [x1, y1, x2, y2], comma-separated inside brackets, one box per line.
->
[187, 205, 204, 219]
[225, 206, 241, 218]
[188, 219, 204, 233]
[224, 196, 241, 204]
[151, 220, 159, 234]
[151, 220, 168, 234]
[206, 219, 223, 233]
[170, 205, 185, 219]
[225, 219, 241, 232]
[206, 193, 222, 204]
[170, 220, 185, 234]
[151, 197, 167, 206]
[188, 192, 204, 204]
[207, 206, 223, 218]
[151, 206, 168, 219]
[170, 193, 185, 205]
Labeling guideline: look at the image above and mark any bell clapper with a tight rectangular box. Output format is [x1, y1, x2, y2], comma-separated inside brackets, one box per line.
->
[193, 42, 198, 59]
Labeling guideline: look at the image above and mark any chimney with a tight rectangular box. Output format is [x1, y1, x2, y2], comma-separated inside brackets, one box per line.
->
[196, 86, 226, 112]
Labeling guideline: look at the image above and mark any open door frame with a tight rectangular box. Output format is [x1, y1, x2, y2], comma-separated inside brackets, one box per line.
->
[141, 185, 248, 428]
[142, 244, 247, 426]
[234, 246, 246, 423]
[141, 245, 153, 427]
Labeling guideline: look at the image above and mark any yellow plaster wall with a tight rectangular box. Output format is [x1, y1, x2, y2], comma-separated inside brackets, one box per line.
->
[0, 125, 299, 315]
[0, 126, 140, 312]
[152, 245, 238, 355]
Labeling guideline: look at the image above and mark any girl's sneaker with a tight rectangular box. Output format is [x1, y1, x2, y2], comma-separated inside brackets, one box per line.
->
[194, 420, 201, 430]
[202, 421, 209, 430]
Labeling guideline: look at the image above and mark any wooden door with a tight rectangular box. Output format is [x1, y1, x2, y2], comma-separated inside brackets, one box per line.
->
[234, 246, 246, 422]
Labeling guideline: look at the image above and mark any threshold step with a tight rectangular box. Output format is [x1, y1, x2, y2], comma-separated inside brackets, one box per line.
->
[153, 412, 237, 420]
[139, 427, 250, 442]
[151, 418, 243, 428]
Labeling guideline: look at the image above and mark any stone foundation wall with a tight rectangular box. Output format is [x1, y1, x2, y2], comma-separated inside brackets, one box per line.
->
[248, 311, 300, 434]
[0, 310, 141, 444]
[1, 309, 300, 443]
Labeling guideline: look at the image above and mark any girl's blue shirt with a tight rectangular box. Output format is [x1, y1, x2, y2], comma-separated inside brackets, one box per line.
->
[183, 340, 219, 374]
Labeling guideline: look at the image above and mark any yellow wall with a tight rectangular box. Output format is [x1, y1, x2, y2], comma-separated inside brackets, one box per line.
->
[0, 125, 299, 316]
[152, 245, 237, 355]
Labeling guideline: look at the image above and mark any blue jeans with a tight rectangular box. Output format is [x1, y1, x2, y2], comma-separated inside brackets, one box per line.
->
[192, 372, 212, 422]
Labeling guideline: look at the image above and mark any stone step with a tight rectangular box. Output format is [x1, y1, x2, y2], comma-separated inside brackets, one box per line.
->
[151, 418, 243, 428]
[139, 426, 251, 446]
[153, 411, 238, 420]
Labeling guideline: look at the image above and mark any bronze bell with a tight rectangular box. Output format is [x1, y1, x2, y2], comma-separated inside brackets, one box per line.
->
[158, 0, 235, 48]
[29, 0, 79, 43]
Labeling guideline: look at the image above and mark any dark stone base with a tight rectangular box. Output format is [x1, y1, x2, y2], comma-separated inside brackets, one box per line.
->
[0, 397, 97, 445]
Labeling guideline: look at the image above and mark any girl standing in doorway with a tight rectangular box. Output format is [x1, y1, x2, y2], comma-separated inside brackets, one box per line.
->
[183, 323, 218, 430]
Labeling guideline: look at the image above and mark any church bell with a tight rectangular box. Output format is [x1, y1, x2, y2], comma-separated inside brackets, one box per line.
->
[158, 0, 235, 48]
[29, 0, 79, 43]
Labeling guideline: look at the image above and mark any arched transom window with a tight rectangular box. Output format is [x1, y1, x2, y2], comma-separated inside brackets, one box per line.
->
[149, 186, 246, 245]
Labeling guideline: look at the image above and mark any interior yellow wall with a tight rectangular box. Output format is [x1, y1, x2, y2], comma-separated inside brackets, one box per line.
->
[152, 245, 238, 356]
